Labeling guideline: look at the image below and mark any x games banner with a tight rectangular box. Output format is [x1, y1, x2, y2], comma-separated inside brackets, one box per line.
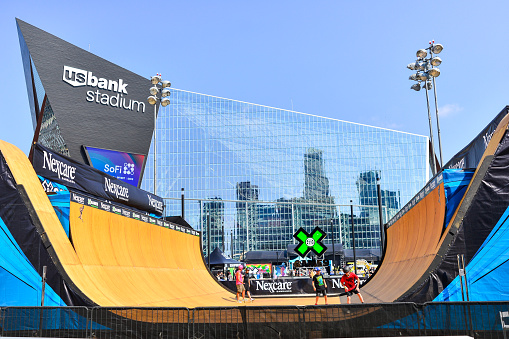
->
[33, 143, 164, 216]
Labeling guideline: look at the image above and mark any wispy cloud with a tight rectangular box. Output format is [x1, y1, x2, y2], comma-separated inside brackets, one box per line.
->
[439, 104, 462, 117]
[370, 116, 404, 131]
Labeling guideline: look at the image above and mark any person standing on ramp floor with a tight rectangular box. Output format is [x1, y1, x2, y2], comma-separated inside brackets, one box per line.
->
[235, 265, 246, 303]
[340, 266, 364, 304]
[312, 267, 328, 305]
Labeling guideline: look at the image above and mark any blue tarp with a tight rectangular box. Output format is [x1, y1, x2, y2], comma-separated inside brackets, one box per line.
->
[38, 175, 70, 238]
[443, 169, 475, 228]
[0, 216, 65, 306]
[435, 205, 509, 301]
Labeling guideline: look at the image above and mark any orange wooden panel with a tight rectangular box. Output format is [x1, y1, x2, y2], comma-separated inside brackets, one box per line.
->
[361, 183, 446, 302]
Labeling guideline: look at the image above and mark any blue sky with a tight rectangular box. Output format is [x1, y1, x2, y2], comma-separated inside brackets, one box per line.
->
[1, 1, 508, 164]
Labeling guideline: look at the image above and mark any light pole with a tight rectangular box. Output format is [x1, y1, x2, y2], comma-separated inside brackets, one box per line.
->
[147, 74, 171, 195]
[407, 42, 444, 170]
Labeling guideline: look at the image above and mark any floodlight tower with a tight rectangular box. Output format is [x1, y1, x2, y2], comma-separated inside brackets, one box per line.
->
[147, 74, 171, 195]
[407, 42, 444, 170]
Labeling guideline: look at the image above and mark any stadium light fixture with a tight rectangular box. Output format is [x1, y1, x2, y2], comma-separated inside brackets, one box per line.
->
[431, 56, 442, 66]
[147, 73, 171, 195]
[428, 68, 440, 77]
[416, 49, 427, 58]
[431, 43, 443, 54]
[407, 41, 444, 171]
[411, 83, 421, 91]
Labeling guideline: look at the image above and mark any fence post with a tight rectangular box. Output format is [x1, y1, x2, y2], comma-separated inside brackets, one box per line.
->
[88, 307, 93, 339]
[350, 202, 357, 275]
[0, 307, 3, 337]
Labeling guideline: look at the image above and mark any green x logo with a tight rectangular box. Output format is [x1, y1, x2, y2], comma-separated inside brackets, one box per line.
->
[293, 227, 327, 257]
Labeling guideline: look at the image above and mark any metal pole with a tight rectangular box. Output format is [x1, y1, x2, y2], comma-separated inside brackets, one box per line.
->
[231, 231, 234, 259]
[153, 103, 157, 195]
[207, 212, 211, 269]
[245, 204, 249, 251]
[457, 254, 465, 301]
[181, 188, 185, 220]
[330, 218, 335, 271]
[432, 76, 443, 167]
[350, 201, 357, 275]
[424, 83, 437, 173]
[462, 254, 470, 301]
[41, 266, 47, 307]
[291, 203, 295, 244]
[377, 180, 385, 252]
[222, 219, 225, 252]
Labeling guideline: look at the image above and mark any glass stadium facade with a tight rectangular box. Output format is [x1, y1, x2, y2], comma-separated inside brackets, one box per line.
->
[141, 89, 430, 258]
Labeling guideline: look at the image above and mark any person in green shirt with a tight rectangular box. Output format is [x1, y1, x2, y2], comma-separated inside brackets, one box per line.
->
[312, 267, 328, 305]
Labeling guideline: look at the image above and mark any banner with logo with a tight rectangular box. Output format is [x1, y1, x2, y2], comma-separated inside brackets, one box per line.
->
[68, 191, 199, 236]
[33, 143, 164, 216]
[221, 277, 349, 296]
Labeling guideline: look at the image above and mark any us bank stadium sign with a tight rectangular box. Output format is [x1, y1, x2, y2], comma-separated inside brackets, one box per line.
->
[62, 65, 146, 113]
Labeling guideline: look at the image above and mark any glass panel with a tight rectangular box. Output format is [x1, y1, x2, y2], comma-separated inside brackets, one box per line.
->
[142, 89, 429, 257]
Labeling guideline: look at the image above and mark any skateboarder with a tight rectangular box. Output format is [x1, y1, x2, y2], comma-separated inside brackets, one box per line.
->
[340, 266, 364, 304]
[312, 267, 328, 305]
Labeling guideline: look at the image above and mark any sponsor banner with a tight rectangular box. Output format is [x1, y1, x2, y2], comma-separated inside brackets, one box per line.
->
[221, 277, 349, 296]
[387, 172, 444, 228]
[84, 146, 145, 187]
[444, 107, 507, 170]
[70, 191, 200, 237]
[33, 143, 164, 216]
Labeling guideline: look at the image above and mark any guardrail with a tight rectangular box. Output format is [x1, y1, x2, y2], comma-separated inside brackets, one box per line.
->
[0, 302, 506, 338]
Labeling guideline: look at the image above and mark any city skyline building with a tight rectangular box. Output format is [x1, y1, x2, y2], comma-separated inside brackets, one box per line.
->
[141, 88, 430, 257]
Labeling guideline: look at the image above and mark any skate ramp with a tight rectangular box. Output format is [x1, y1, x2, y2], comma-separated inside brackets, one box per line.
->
[360, 178, 446, 302]
[362, 110, 509, 302]
[0, 140, 326, 307]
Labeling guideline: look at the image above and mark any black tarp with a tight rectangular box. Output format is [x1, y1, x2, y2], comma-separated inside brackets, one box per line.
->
[244, 250, 288, 263]
[204, 247, 241, 265]
[287, 243, 344, 258]
[401, 128, 509, 302]
[344, 248, 381, 262]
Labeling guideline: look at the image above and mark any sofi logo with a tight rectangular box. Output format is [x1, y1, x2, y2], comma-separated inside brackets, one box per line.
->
[62, 65, 145, 113]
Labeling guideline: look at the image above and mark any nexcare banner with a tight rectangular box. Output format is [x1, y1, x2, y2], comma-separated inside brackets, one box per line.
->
[221, 277, 348, 296]
[33, 143, 164, 216]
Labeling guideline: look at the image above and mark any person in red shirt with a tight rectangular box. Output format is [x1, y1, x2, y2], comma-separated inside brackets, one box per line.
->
[235, 265, 246, 303]
[340, 266, 364, 304]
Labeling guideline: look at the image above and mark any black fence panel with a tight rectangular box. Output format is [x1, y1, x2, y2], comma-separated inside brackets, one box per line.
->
[0, 306, 90, 338]
[422, 301, 509, 339]
[191, 307, 245, 339]
[0, 302, 508, 338]
[89, 307, 190, 339]
[300, 303, 422, 338]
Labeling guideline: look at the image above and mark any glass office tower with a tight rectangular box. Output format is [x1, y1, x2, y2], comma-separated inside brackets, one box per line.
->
[141, 89, 429, 258]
